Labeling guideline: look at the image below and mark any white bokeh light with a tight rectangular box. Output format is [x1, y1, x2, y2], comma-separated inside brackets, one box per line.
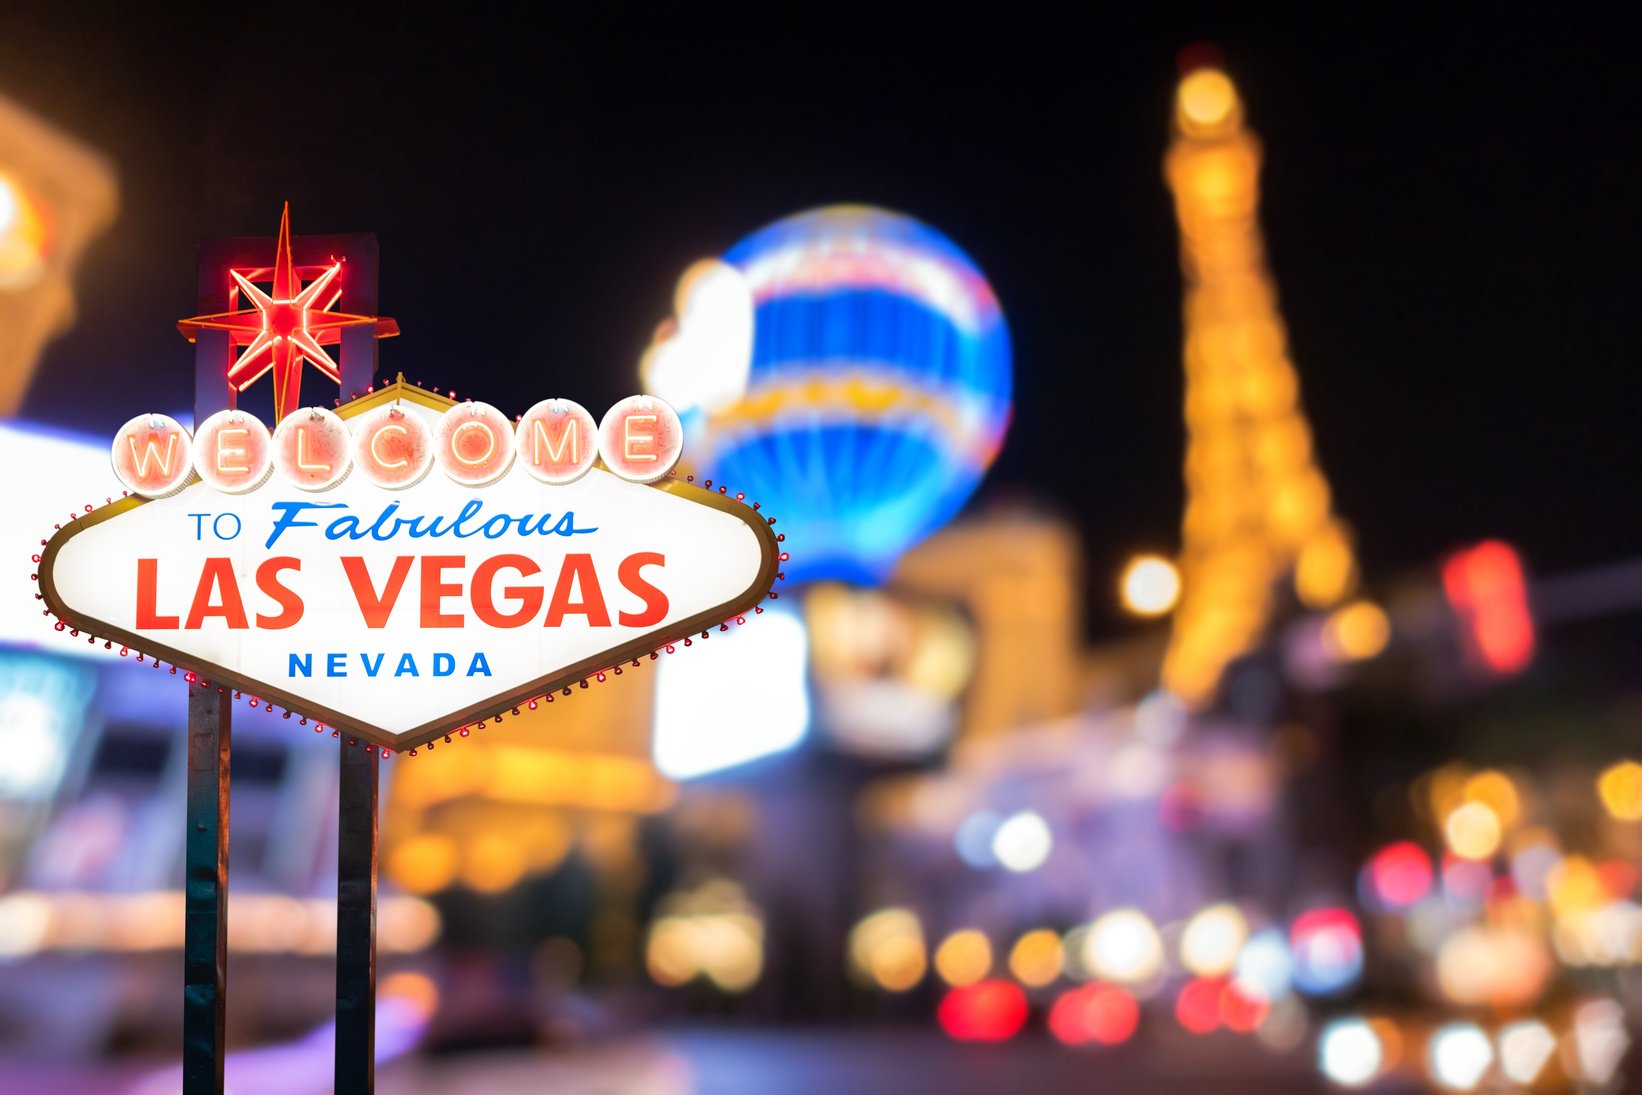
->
[1083, 909, 1163, 985]
[1234, 927, 1294, 1000]
[1180, 903, 1249, 978]
[991, 811, 1052, 873]
[1429, 1022, 1493, 1091]
[1318, 1017, 1382, 1087]
[1497, 1019, 1555, 1085]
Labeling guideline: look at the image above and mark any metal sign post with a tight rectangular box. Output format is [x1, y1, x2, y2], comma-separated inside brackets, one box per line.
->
[184, 299, 232, 1095]
[182, 682, 231, 1094]
[336, 738, 379, 1093]
[334, 267, 379, 1094]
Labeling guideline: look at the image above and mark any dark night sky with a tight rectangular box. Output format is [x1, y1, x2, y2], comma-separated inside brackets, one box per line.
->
[3, 6, 1639, 636]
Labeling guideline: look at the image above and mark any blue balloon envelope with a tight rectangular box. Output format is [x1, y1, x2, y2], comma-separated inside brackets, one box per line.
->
[644, 205, 1012, 584]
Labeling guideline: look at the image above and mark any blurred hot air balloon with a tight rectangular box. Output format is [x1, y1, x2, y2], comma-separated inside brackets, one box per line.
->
[642, 205, 1012, 584]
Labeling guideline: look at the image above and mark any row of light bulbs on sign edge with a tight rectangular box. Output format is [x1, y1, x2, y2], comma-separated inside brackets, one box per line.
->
[111, 394, 687, 499]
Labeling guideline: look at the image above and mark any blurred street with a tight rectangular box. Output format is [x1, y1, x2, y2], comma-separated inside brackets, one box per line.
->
[2, 1027, 1335, 1095]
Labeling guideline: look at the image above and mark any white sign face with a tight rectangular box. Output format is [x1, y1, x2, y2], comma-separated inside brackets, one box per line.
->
[38, 388, 779, 751]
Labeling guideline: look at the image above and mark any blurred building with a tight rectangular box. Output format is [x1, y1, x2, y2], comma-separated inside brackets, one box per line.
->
[0, 93, 118, 413]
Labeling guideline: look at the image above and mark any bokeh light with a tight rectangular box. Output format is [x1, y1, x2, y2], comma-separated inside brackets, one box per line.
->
[1442, 540, 1535, 675]
[1461, 769, 1519, 828]
[1217, 981, 1269, 1033]
[1434, 925, 1552, 1007]
[1174, 976, 1223, 1034]
[1174, 67, 1241, 138]
[640, 879, 768, 991]
[992, 810, 1052, 873]
[1083, 909, 1164, 986]
[1232, 927, 1293, 1000]
[1007, 929, 1063, 987]
[1318, 1017, 1382, 1088]
[937, 980, 1028, 1043]
[934, 929, 992, 988]
[1547, 855, 1606, 919]
[1598, 760, 1642, 821]
[1295, 524, 1357, 609]
[1048, 983, 1140, 1047]
[1569, 997, 1630, 1085]
[1289, 908, 1362, 996]
[1444, 802, 1502, 861]
[1320, 600, 1390, 662]
[1365, 841, 1433, 909]
[1497, 1019, 1556, 1085]
[1428, 1022, 1493, 1091]
[849, 908, 927, 992]
[954, 809, 1003, 868]
[1180, 903, 1248, 977]
[1120, 554, 1182, 617]
[644, 880, 766, 993]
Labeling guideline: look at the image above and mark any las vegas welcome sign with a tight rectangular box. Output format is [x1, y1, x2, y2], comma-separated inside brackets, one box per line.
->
[36, 379, 781, 752]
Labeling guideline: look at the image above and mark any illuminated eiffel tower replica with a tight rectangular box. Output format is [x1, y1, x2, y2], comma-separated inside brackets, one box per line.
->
[1160, 63, 1363, 709]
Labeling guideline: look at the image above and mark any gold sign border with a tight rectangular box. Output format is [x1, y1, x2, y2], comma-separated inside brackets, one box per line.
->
[37, 381, 781, 752]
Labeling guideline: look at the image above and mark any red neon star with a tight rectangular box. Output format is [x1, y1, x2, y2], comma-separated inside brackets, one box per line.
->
[178, 203, 398, 421]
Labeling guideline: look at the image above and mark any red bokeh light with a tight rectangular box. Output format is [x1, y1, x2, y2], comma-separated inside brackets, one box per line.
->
[1048, 983, 1140, 1047]
[938, 980, 1029, 1043]
[1442, 540, 1534, 675]
[1599, 860, 1638, 900]
[1175, 977, 1224, 1035]
[1218, 982, 1269, 1034]
[1290, 907, 1360, 946]
[1367, 841, 1433, 909]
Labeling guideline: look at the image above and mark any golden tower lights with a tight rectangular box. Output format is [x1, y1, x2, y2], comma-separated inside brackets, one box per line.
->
[1160, 65, 1359, 707]
[0, 94, 118, 414]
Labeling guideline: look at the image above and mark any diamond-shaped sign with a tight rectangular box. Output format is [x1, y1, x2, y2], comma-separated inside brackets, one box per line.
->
[38, 384, 780, 751]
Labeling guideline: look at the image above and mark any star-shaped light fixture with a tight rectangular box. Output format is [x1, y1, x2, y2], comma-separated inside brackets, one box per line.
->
[178, 203, 398, 421]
